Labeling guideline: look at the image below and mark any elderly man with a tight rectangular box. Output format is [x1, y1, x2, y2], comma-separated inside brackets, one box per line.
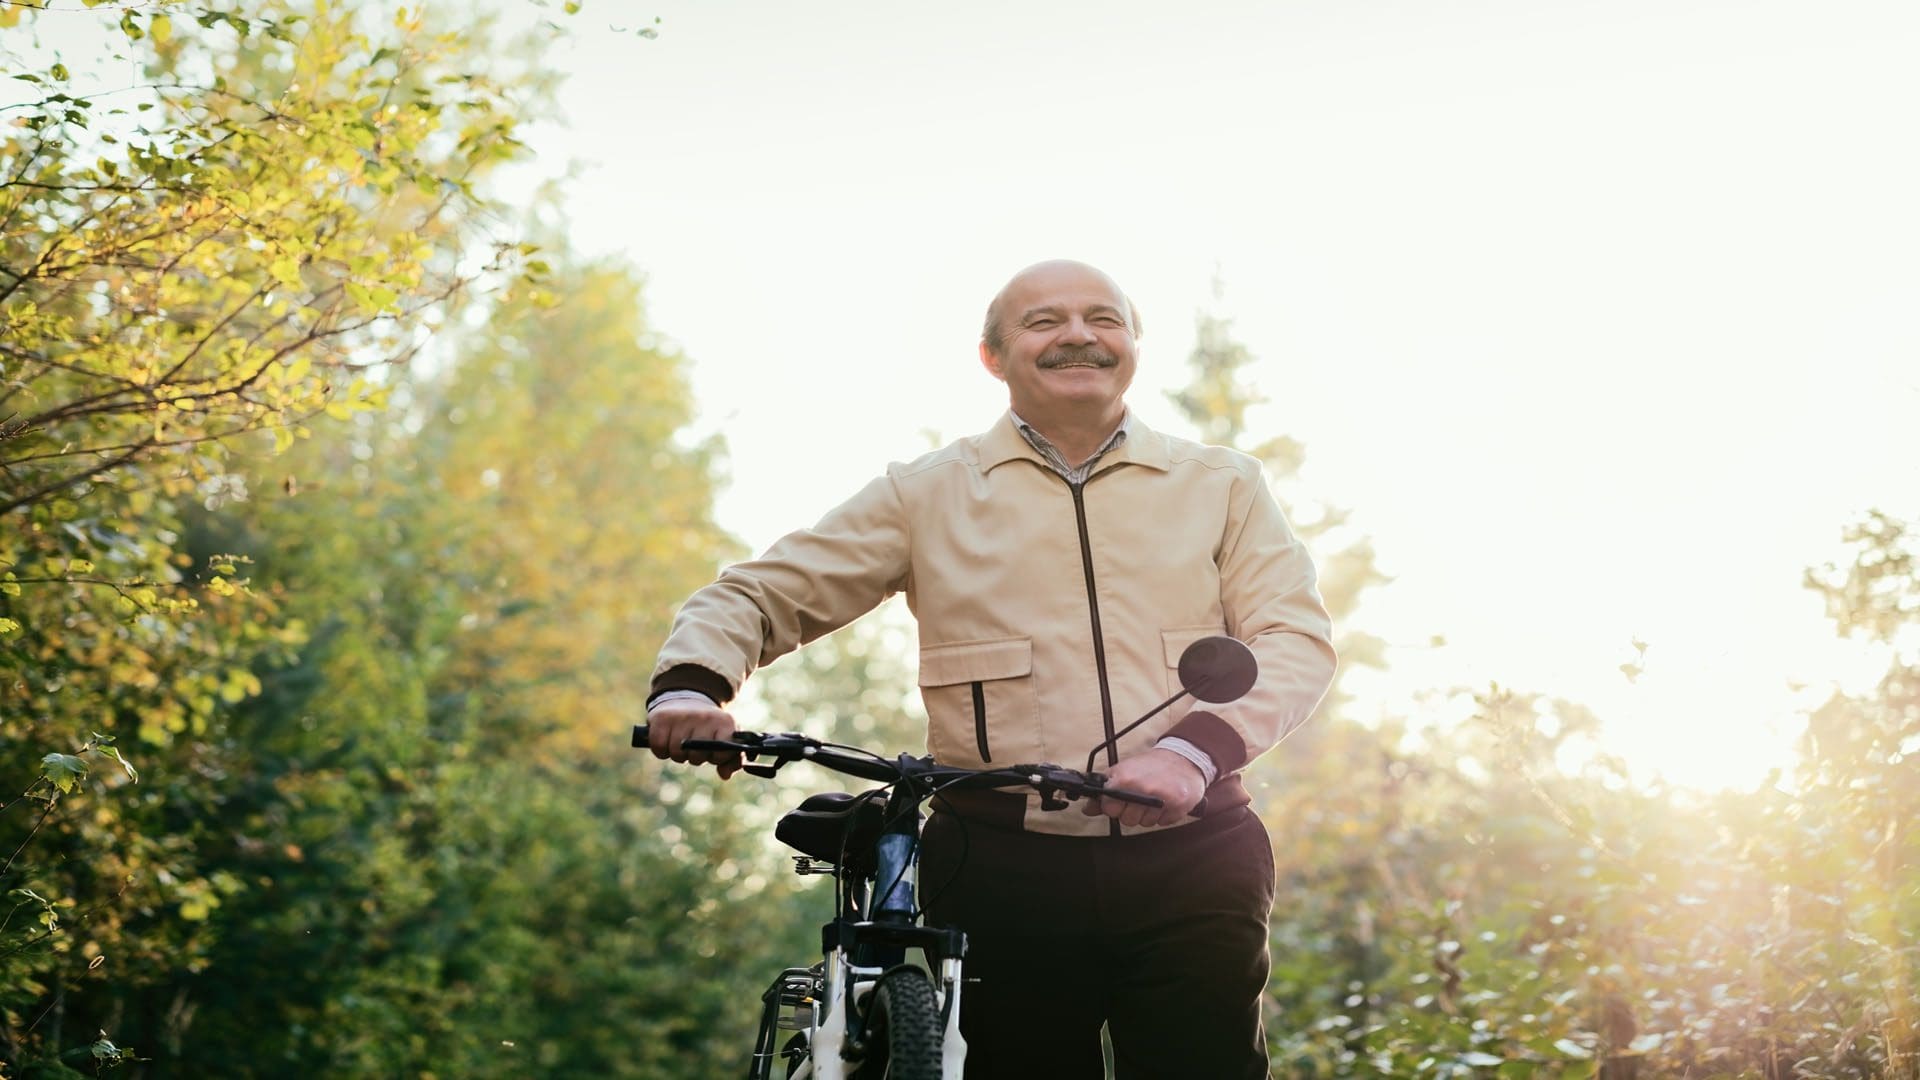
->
[647, 260, 1335, 1078]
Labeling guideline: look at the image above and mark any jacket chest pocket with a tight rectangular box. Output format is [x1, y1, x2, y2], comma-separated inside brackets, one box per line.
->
[1162, 625, 1226, 702]
[918, 636, 1034, 766]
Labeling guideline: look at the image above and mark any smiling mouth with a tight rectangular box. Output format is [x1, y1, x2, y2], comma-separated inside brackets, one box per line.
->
[1038, 348, 1116, 370]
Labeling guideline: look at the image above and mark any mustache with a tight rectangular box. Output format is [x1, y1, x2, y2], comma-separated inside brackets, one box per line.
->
[1037, 346, 1118, 369]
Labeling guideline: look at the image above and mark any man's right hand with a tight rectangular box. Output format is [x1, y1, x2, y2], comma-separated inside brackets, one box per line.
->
[646, 700, 743, 779]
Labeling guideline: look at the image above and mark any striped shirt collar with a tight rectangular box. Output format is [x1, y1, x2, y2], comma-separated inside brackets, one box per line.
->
[1009, 410, 1130, 485]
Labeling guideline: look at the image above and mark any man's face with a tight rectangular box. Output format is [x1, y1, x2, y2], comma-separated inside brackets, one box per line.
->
[980, 263, 1138, 421]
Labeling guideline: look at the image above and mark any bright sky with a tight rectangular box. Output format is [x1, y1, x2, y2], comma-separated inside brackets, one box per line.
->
[20, 1, 1920, 789]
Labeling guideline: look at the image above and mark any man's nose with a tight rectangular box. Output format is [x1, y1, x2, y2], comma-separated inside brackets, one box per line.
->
[1061, 317, 1097, 344]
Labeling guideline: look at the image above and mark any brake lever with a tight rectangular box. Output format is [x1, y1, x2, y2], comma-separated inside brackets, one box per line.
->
[1072, 768, 1168, 810]
[1031, 764, 1112, 811]
[682, 732, 785, 778]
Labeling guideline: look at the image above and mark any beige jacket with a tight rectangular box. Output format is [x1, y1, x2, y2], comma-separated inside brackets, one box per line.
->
[652, 412, 1337, 836]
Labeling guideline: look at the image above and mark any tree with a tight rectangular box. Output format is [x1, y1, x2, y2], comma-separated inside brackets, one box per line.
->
[1, 1, 531, 519]
[0, 1, 543, 1069]
[92, 249, 801, 1078]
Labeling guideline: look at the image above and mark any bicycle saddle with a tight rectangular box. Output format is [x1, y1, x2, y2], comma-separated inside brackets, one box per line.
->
[775, 791, 887, 868]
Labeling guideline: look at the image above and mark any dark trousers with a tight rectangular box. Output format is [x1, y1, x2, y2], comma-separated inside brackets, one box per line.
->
[920, 806, 1275, 1080]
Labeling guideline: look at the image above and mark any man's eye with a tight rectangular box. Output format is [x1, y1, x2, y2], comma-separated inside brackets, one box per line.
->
[1027, 319, 1058, 329]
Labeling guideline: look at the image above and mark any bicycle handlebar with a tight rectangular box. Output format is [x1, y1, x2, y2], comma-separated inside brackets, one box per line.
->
[633, 724, 1166, 809]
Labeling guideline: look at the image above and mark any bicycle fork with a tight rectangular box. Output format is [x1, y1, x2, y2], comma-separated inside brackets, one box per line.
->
[797, 946, 965, 1080]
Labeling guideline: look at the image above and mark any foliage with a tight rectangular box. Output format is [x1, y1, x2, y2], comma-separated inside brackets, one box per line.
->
[105, 250, 807, 1078]
[1169, 300, 1919, 1077]
[0, 0, 542, 1070]
[1255, 613, 1918, 1078]
[1, 0, 536, 518]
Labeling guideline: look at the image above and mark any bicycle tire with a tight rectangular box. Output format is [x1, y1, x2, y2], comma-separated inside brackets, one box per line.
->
[853, 968, 943, 1080]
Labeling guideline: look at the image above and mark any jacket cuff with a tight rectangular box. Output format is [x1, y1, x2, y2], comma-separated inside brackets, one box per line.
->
[648, 664, 734, 708]
[1165, 710, 1247, 774]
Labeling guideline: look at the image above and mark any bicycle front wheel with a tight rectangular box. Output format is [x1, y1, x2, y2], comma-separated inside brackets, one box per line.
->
[853, 968, 943, 1080]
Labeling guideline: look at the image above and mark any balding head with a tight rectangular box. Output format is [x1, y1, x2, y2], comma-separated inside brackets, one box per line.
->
[981, 260, 1142, 354]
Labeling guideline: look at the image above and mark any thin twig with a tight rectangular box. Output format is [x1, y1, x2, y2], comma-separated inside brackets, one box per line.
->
[0, 797, 60, 880]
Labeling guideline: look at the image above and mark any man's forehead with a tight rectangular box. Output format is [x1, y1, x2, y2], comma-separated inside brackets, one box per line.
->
[999, 261, 1128, 312]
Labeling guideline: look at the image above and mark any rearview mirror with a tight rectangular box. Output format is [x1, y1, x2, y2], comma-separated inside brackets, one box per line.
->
[1176, 636, 1258, 704]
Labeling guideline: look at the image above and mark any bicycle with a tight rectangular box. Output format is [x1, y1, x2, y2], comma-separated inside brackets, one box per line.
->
[632, 634, 1257, 1080]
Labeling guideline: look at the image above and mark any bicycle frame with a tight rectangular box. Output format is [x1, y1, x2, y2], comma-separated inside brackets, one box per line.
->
[634, 725, 1194, 1079]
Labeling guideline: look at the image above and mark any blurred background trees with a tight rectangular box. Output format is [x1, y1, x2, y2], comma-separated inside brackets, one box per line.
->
[1171, 301, 1920, 1079]
[3, 3, 1916, 1078]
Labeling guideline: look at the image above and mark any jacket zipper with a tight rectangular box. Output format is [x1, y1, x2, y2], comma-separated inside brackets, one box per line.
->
[1069, 476, 1123, 838]
[1069, 479, 1119, 764]
[971, 681, 991, 762]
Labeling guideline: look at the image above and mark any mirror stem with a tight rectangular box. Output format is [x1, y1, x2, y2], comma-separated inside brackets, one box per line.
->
[1086, 688, 1192, 774]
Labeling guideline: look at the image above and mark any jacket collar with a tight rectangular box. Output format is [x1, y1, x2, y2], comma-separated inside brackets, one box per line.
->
[978, 410, 1172, 474]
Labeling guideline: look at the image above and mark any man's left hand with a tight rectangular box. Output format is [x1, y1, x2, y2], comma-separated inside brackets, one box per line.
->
[1081, 748, 1208, 827]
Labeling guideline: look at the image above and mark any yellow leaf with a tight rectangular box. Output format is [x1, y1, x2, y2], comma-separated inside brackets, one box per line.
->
[150, 13, 171, 42]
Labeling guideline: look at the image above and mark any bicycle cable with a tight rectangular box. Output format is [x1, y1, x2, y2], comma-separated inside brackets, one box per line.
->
[878, 766, 995, 925]
[836, 785, 893, 919]
[917, 778, 976, 922]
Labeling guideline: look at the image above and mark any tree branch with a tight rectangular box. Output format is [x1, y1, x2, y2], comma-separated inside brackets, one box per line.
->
[0, 441, 146, 518]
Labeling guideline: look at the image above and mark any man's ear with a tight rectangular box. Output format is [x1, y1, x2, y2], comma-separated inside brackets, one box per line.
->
[978, 340, 1006, 381]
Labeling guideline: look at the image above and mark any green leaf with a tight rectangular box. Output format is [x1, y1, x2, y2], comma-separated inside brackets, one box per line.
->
[1553, 1039, 1593, 1060]
[41, 752, 88, 793]
[50, 62, 70, 81]
[96, 744, 140, 784]
[0, 617, 19, 634]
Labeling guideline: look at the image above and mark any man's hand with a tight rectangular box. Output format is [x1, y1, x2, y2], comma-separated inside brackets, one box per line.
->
[1081, 747, 1207, 827]
[647, 699, 743, 780]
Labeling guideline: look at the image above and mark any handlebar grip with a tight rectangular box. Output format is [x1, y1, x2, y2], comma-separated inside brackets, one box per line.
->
[631, 726, 753, 753]
[682, 738, 747, 753]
